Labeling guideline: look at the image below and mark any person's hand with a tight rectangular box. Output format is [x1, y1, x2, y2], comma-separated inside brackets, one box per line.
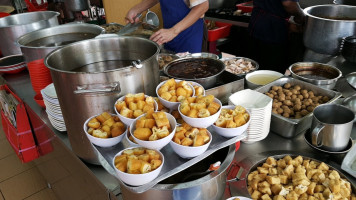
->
[125, 9, 140, 24]
[150, 28, 178, 45]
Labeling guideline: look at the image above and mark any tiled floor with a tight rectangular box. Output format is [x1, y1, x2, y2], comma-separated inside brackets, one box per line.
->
[0, 122, 57, 200]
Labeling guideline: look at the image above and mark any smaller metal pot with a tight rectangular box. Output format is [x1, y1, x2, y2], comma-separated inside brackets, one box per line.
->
[163, 57, 225, 89]
[289, 62, 342, 89]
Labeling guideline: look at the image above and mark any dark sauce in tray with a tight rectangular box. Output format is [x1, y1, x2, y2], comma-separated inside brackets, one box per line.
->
[167, 59, 221, 79]
[26, 33, 98, 47]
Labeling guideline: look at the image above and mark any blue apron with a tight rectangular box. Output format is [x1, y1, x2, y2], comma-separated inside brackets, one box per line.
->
[160, 0, 204, 53]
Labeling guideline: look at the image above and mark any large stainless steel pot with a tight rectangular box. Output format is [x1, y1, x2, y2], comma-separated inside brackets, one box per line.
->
[17, 23, 104, 64]
[0, 11, 59, 56]
[303, 5, 356, 55]
[121, 145, 235, 200]
[64, 0, 89, 11]
[45, 37, 160, 164]
[163, 57, 225, 89]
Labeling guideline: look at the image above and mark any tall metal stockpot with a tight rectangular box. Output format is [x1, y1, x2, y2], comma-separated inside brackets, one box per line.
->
[45, 37, 160, 164]
[303, 5, 356, 55]
[121, 145, 235, 200]
[17, 23, 104, 64]
[0, 11, 59, 56]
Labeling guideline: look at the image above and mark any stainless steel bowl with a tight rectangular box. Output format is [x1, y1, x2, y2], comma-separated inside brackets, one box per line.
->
[163, 57, 225, 89]
[221, 57, 259, 76]
[343, 95, 356, 119]
[289, 62, 342, 90]
[346, 72, 356, 90]
[188, 52, 219, 60]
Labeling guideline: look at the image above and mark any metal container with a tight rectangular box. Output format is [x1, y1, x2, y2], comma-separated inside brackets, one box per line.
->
[163, 57, 225, 89]
[44, 37, 160, 164]
[0, 11, 59, 56]
[188, 52, 219, 59]
[121, 145, 235, 200]
[220, 56, 259, 77]
[254, 77, 341, 138]
[303, 5, 356, 55]
[64, 0, 89, 11]
[334, 0, 356, 6]
[17, 23, 104, 64]
[289, 62, 342, 90]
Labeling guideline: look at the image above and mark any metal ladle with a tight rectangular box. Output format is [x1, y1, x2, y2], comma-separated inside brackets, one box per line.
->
[145, 9, 159, 29]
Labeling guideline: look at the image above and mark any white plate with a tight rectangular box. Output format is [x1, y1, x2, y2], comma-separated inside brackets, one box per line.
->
[42, 83, 57, 98]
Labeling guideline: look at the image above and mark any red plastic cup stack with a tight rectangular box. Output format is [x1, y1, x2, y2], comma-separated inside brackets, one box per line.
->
[27, 59, 53, 94]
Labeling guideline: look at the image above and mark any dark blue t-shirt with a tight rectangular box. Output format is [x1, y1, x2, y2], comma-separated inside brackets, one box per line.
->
[248, 0, 299, 44]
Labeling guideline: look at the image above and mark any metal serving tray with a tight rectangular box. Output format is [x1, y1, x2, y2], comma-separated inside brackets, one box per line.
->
[94, 128, 247, 193]
[254, 77, 341, 138]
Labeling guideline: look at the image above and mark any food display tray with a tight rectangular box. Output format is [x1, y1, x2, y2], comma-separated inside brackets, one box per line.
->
[254, 77, 341, 138]
[94, 128, 247, 193]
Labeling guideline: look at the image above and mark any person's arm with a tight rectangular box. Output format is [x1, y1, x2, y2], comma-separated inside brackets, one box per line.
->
[150, 1, 209, 45]
[282, 1, 305, 24]
[126, 0, 159, 23]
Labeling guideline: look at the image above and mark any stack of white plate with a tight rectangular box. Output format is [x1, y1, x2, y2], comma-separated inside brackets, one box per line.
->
[41, 83, 66, 132]
[229, 89, 272, 143]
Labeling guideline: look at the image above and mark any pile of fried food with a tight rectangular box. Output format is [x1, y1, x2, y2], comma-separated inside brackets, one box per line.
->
[133, 111, 171, 141]
[87, 112, 126, 138]
[224, 58, 256, 75]
[172, 122, 210, 146]
[265, 83, 330, 119]
[171, 110, 184, 124]
[180, 95, 220, 118]
[114, 147, 162, 174]
[115, 93, 155, 119]
[153, 97, 169, 113]
[158, 79, 204, 102]
[100, 23, 123, 33]
[215, 105, 249, 128]
[158, 54, 177, 70]
[248, 155, 356, 200]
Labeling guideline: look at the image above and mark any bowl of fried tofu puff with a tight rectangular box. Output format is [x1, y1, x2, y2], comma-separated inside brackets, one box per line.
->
[212, 105, 250, 138]
[114, 93, 158, 126]
[169, 122, 212, 158]
[178, 94, 222, 128]
[156, 79, 205, 110]
[84, 112, 127, 147]
[130, 111, 177, 150]
[113, 147, 164, 186]
[247, 155, 356, 200]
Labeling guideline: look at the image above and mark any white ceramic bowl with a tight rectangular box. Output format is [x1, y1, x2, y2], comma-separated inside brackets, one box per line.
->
[112, 147, 164, 186]
[211, 105, 251, 138]
[178, 98, 222, 128]
[125, 126, 139, 146]
[226, 196, 252, 200]
[130, 112, 177, 150]
[156, 79, 195, 111]
[245, 70, 283, 89]
[83, 114, 126, 147]
[114, 95, 158, 126]
[169, 129, 212, 159]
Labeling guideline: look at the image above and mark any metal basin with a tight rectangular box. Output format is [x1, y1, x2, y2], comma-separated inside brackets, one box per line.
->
[17, 23, 104, 64]
[121, 145, 235, 200]
[0, 11, 59, 56]
[289, 62, 342, 89]
[334, 0, 356, 6]
[303, 5, 356, 55]
[163, 57, 225, 89]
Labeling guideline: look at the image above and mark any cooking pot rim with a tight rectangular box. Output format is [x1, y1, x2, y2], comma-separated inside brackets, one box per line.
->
[0, 11, 60, 28]
[304, 5, 356, 22]
[163, 57, 226, 81]
[44, 36, 160, 74]
[288, 62, 342, 84]
[16, 23, 105, 49]
[148, 144, 235, 190]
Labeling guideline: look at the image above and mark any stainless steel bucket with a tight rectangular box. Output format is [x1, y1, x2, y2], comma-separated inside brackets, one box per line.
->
[0, 11, 59, 56]
[121, 145, 235, 200]
[45, 37, 160, 164]
[303, 5, 356, 55]
[17, 23, 104, 64]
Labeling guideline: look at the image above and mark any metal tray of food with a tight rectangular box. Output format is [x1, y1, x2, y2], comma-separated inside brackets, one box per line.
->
[254, 77, 341, 138]
[100, 23, 124, 33]
[94, 128, 247, 193]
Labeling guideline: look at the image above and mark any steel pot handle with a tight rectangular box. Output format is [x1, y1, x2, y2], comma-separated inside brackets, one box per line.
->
[132, 60, 143, 69]
[226, 162, 246, 182]
[312, 123, 324, 147]
[74, 82, 121, 94]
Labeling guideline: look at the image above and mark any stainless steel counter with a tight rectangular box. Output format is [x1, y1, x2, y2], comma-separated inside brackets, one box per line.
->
[3, 65, 356, 199]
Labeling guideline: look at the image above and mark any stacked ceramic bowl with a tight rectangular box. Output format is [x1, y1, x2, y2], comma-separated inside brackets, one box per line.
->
[41, 83, 66, 131]
[229, 89, 272, 143]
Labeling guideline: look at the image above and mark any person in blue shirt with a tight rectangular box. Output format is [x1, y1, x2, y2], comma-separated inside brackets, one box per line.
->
[248, 0, 305, 73]
[126, 0, 209, 53]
